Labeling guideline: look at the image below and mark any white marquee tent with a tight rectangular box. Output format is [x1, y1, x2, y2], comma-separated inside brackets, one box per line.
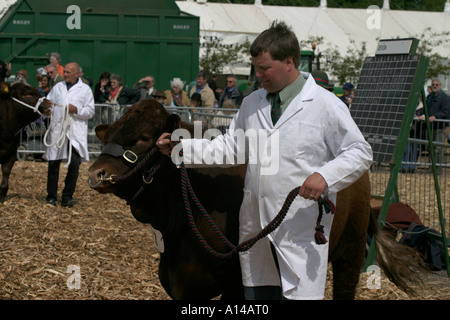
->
[176, 0, 450, 81]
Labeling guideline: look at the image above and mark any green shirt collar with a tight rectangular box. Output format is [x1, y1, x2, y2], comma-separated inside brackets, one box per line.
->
[267, 73, 307, 113]
[279, 73, 306, 109]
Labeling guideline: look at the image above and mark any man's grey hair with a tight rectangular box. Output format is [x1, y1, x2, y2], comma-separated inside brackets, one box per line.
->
[432, 78, 442, 84]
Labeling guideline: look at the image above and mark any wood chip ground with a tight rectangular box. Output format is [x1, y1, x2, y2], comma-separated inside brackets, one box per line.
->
[0, 161, 448, 300]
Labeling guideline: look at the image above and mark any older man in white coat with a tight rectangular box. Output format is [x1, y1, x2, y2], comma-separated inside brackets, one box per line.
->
[44, 62, 95, 207]
[157, 22, 372, 300]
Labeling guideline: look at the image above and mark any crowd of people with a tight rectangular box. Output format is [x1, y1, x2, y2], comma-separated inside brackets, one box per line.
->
[89, 68, 246, 111]
[0, 53, 250, 112]
[1, 50, 364, 114]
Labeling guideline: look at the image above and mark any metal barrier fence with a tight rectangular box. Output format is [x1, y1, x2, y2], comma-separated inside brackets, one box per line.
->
[369, 118, 450, 235]
[17, 105, 449, 234]
[17, 104, 238, 159]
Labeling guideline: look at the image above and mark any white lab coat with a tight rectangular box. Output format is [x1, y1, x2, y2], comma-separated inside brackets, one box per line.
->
[43, 78, 95, 162]
[180, 75, 373, 299]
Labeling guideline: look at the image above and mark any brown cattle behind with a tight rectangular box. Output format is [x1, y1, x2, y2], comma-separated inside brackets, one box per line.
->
[0, 82, 52, 201]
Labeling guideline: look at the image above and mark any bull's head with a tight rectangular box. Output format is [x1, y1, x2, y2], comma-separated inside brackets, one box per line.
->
[5, 82, 53, 116]
[88, 99, 183, 202]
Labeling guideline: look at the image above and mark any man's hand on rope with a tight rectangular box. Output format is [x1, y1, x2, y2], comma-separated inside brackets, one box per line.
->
[298, 172, 328, 201]
[68, 104, 78, 114]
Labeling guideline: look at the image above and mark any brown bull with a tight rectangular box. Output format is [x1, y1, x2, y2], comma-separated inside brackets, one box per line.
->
[88, 99, 423, 300]
[0, 82, 52, 201]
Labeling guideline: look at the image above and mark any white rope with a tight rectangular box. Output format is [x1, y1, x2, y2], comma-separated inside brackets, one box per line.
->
[43, 103, 74, 168]
[13, 96, 75, 168]
[11, 96, 44, 116]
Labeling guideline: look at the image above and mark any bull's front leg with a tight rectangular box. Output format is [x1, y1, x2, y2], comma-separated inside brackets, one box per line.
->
[0, 155, 17, 202]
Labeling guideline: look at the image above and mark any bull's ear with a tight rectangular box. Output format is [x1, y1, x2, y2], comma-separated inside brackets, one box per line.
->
[163, 114, 181, 133]
[0, 82, 11, 97]
[95, 124, 110, 143]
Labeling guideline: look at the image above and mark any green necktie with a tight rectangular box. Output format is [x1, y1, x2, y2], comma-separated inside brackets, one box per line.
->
[270, 92, 281, 125]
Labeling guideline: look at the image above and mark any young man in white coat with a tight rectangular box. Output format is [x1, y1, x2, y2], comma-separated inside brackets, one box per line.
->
[44, 62, 95, 207]
[156, 22, 373, 300]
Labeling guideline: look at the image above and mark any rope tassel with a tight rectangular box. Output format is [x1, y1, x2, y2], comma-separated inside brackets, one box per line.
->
[314, 198, 336, 245]
[314, 225, 327, 245]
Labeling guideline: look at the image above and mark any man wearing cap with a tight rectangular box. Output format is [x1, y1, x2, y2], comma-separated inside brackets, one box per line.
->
[13, 69, 29, 85]
[311, 70, 334, 92]
[152, 90, 166, 106]
[340, 82, 354, 108]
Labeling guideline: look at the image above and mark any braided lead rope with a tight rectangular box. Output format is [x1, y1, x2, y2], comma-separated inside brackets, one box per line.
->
[179, 156, 336, 259]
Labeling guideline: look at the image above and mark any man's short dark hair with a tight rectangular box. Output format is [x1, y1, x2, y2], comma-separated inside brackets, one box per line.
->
[197, 70, 210, 80]
[250, 21, 300, 68]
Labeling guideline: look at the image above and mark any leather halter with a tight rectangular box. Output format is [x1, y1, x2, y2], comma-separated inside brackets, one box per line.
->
[90, 143, 163, 202]
[100, 143, 140, 164]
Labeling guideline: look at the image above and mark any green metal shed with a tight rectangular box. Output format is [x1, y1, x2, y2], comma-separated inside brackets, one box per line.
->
[0, 0, 199, 90]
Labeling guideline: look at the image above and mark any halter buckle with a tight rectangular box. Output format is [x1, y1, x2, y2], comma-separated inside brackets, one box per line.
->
[123, 150, 138, 163]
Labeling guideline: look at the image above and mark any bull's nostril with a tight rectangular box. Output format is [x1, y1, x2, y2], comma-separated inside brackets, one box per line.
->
[98, 170, 106, 179]
[88, 168, 106, 188]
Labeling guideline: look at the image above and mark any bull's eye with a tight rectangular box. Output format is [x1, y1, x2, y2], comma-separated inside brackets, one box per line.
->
[138, 136, 150, 142]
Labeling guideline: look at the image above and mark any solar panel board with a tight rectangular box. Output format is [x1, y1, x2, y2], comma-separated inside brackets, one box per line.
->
[350, 54, 420, 163]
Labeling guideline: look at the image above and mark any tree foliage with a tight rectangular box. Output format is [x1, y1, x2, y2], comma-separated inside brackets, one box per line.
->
[199, 35, 251, 74]
[322, 40, 368, 85]
[415, 28, 450, 80]
[207, 0, 447, 12]
[299, 36, 368, 85]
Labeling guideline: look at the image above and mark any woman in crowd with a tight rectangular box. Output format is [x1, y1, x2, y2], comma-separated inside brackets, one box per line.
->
[38, 74, 51, 97]
[98, 73, 139, 105]
[94, 71, 111, 102]
[164, 77, 190, 107]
